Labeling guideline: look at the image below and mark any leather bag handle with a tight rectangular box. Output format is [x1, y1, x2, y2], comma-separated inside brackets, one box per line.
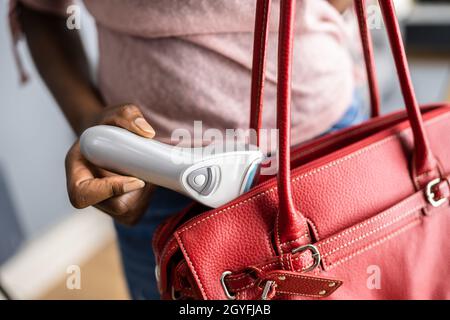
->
[354, 0, 381, 118]
[378, 0, 438, 182]
[249, 0, 271, 146]
[275, 0, 309, 253]
[250, 0, 439, 254]
[249, 0, 381, 145]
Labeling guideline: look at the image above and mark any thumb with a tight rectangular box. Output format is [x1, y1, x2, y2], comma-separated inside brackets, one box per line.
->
[104, 104, 156, 138]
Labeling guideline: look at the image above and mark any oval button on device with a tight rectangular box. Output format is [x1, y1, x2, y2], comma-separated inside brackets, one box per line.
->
[194, 174, 206, 186]
[187, 167, 209, 193]
[186, 166, 218, 196]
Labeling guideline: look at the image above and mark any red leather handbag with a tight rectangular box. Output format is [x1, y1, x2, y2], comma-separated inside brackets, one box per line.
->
[153, 0, 450, 300]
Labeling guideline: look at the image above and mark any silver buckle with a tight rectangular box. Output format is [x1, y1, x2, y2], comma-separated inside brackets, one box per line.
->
[221, 245, 320, 300]
[155, 265, 161, 283]
[220, 271, 236, 300]
[155, 265, 163, 294]
[426, 178, 447, 208]
[171, 286, 181, 300]
[261, 280, 276, 300]
[292, 244, 321, 273]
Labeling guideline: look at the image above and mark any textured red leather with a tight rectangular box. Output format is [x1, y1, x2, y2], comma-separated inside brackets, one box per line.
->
[153, 0, 450, 300]
[275, 0, 311, 254]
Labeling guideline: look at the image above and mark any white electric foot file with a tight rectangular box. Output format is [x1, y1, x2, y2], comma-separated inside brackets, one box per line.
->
[80, 125, 265, 208]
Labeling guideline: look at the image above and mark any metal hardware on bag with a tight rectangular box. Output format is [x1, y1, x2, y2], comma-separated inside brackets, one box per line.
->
[220, 271, 236, 300]
[171, 286, 181, 300]
[426, 178, 447, 208]
[292, 244, 321, 273]
[155, 265, 163, 294]
[155, 265, 161, 283]
[261, 280, 276, 300]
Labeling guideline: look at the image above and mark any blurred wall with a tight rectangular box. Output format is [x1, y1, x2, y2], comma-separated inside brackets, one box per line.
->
[0, 1, 98, 239]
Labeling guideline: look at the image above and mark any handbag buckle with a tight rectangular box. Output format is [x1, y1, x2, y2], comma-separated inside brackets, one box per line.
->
[426, 178, 447, 208]
[292, 244, 321, 273]
[261, 280, 276, 300]
[220, 271, 236, 300]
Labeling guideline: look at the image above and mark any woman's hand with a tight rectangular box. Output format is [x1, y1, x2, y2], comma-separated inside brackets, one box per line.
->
[20, 8, 156, 225]
[65, 104, 156, 225]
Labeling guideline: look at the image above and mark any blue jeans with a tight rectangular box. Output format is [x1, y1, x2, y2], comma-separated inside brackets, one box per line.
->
[114, 188, 191, 300]
[115, 94, 366, 300]
[326, 91, 367, 133]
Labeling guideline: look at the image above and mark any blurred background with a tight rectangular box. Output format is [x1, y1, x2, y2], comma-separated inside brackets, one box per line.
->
[0, 0, 449, 300]
[0, 0, 128, 299]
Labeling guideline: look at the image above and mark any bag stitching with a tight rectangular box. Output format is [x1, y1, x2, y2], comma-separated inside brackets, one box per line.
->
[176, 235, 208, 298]
[269, 273, 339, 283]
[324, 218, 422, 270]
[275, 209, 282, 253]
[153, 203, 196, 252]
[274, 291, 326, 298]
[234, 282, 255, 292]
[228, 273, 251, 282]
[280, 232, 309, 247]
[280, 253, 286, 270]
[317, 195, 422, 248]
[260, 261, 278, 271]
[321, 206, 421, 258]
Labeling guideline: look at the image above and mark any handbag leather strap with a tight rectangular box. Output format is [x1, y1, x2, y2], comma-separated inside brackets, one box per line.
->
[275, 0, 311, 253]
[249, 0, 271, 146]
[378, 1, 438, 185]
[249, 0, 382, 145]
[247, 1, 382, 252]
[272, 0, 439, 254]
[355, 0, 380, 118]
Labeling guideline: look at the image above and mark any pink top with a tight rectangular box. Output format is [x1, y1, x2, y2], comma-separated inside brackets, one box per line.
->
[10, 0, 356, 147]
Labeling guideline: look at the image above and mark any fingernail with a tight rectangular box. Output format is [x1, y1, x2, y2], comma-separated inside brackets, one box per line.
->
[134, 118, 155, 136]
[123, 179, 146, 193]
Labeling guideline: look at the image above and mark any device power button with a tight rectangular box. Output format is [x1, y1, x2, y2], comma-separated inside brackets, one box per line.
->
[187, 166, 217, 196]
[193, 174, 206, 186]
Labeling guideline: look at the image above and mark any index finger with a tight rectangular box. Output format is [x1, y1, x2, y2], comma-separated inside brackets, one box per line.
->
[65, 142, 145, 208]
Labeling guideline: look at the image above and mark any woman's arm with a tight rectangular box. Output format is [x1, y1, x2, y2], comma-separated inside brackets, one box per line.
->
[19, 5, 102, 135]
[19, 5, 155, 224]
